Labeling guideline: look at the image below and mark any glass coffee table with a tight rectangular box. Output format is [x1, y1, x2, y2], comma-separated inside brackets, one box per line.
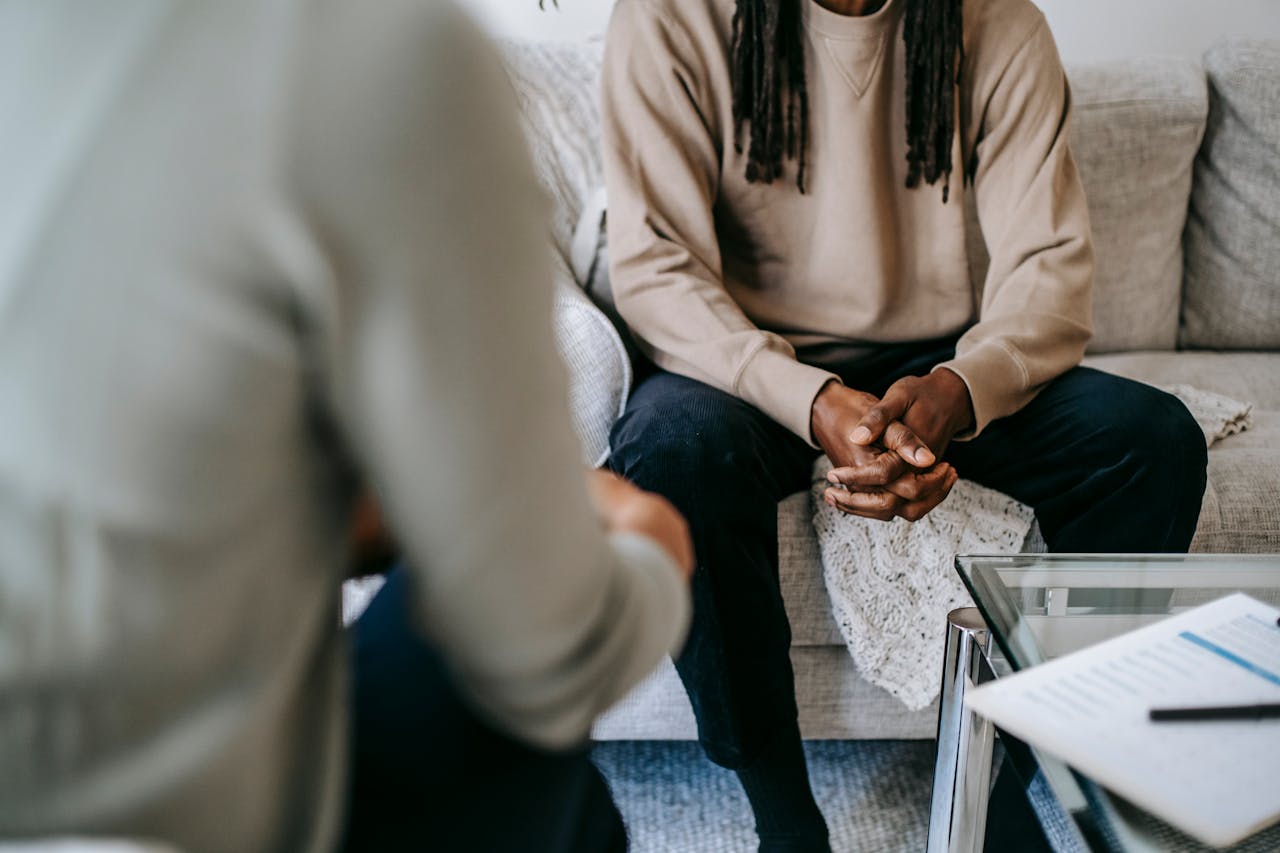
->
[926, 554, 1280, 853]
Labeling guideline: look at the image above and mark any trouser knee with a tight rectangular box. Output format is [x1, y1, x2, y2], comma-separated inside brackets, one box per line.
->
[1116, 390, 1208, 512]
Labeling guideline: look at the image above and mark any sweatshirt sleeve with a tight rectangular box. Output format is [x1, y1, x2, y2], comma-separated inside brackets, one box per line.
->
[935, 17, 1093, 438]
[292, 1, 688, 750]
[601, 0, 838, 444]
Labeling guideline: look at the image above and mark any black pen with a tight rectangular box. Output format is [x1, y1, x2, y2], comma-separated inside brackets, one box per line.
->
[1149, 703, 1280, 722]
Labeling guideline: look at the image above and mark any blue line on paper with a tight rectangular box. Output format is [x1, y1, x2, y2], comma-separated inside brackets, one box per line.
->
[1178, 631, 1280, 688]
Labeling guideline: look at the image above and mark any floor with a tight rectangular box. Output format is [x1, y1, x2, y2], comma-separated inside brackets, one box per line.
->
[593, 740, 935, 853]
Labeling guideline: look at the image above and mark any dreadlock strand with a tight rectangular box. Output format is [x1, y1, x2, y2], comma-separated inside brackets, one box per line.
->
[903, 0, 963, 200]
[784, 4, 808, 189]
[731, 0, 809, 190]
[730, 3, 747, 153]
[902, 0, 924, 189]
[749, 1, 771, 180]
[759, 2, 777, 179]
[779, 0, 805, 188]
[782, 3, 798, 160]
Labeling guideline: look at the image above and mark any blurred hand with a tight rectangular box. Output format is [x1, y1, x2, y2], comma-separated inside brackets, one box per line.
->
[348, 491, 397, 577]
[585, 469, 695, 580]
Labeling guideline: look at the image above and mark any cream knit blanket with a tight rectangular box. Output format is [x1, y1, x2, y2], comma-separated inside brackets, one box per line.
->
[811, 384, 1253, 711]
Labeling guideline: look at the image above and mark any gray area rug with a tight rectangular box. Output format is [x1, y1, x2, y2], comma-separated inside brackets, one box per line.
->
[595, 740, 1280, 853]
[593, 740, 934, 853]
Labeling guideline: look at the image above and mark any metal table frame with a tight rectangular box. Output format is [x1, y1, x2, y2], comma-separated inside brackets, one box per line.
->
[925, 608, 1120, 853]
[927, 607, 999, 853]
[926, 556, 1280, 853]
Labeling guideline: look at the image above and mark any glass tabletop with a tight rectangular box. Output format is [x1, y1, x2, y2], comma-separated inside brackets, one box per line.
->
[954, 553, 1280, 852]
[957, 553, 1280, 673]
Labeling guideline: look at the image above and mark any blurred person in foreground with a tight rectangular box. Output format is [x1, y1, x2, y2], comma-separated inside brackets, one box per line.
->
[0, 2, 692, 851]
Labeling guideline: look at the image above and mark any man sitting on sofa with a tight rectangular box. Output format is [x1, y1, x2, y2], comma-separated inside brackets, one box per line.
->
[600, 0, 1209, 848]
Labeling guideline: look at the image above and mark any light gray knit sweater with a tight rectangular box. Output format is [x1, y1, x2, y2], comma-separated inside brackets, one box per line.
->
[0, 2, 688, 850]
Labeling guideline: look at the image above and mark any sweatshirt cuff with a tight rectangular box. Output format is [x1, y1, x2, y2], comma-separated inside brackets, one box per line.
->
[607, 532, 692, 659]
[933, 341, 1030, 440]
[734, 345, 840, 447]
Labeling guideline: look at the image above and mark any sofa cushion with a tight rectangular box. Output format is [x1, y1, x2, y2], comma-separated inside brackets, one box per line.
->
[1082, 350, 1280, 409]
[1084, 351, 1280, 553]
[1070, 59, 1208, 353]
[967, 58, 1207, 354]
[780, 492, 845, 646]
[1181, 39, 1280, 350]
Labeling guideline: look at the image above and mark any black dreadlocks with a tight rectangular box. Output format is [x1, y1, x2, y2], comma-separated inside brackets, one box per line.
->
[731, 0, 964, 200]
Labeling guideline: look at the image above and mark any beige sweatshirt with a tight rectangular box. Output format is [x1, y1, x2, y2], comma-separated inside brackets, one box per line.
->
[602, 0, 1094, 441]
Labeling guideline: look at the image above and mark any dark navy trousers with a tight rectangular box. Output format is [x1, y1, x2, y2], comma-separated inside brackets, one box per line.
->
[608, 341, 1208, 768]
[342, 569, 627, 852]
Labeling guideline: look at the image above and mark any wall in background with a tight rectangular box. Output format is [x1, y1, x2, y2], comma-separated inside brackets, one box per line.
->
[463, 0, 1280, 62]
[1036, 0, 1280, 63]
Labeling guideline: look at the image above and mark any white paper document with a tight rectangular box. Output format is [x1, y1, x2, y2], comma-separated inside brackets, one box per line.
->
[965, 592, 1280, 848]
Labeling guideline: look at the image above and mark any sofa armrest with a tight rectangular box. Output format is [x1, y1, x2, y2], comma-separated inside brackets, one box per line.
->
[551, 260, 632, 468]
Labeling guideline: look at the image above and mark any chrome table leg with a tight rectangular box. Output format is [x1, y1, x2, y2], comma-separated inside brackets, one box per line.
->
[927, 607, 996, 853]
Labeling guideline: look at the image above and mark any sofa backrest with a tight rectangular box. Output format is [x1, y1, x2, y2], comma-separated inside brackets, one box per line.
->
[1060, 58, 1207, 353]
[1181, 39, 1280, 350]
[964, 57, 1207, 354]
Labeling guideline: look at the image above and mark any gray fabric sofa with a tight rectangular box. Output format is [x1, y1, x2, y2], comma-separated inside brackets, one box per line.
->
[503, 38, 1280, 742]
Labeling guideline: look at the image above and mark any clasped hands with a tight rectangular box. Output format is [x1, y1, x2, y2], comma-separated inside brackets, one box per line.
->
[809, 370, 974, 522]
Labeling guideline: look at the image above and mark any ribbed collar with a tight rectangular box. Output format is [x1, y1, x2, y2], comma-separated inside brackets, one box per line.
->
[803, 0, 903, 38]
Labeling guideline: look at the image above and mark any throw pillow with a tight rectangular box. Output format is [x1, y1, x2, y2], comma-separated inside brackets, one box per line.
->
[551, 252, 631, 467]
[501, 39, 604, 262]
[502, 40, 630, 466]
[1181, 39, 1280, 350]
